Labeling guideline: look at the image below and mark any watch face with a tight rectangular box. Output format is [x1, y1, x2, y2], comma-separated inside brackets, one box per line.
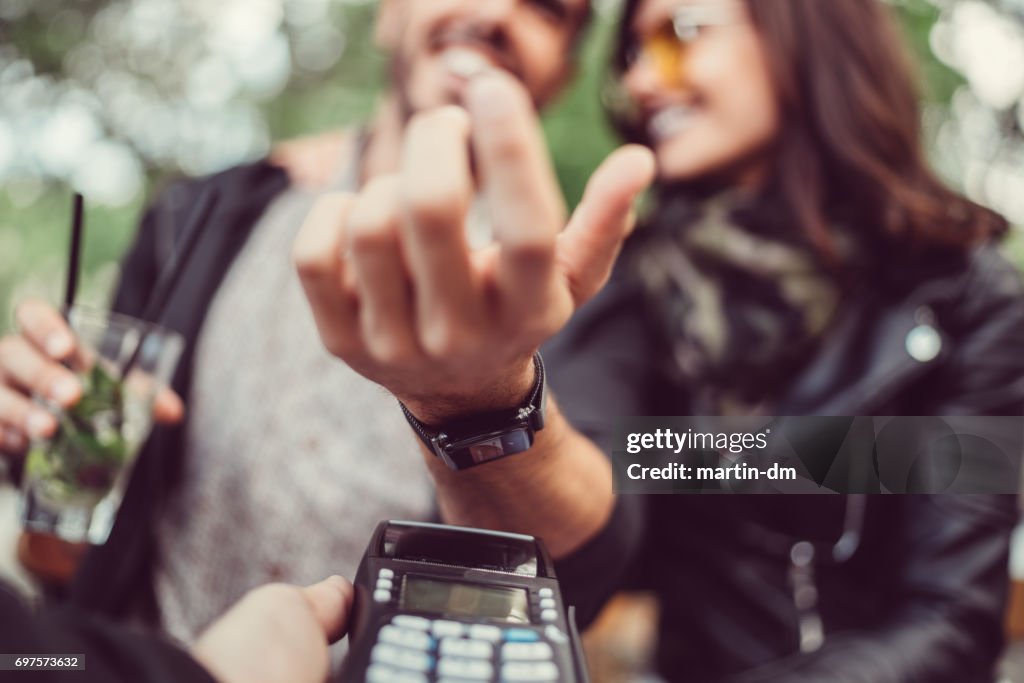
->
[463, 429, 533, 465]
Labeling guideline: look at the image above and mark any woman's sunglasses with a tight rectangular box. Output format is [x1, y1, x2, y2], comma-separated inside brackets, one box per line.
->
[626, 3, 746, 88]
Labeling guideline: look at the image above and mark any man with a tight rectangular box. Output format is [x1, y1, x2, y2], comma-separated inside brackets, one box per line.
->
[0, 0, 595, 652]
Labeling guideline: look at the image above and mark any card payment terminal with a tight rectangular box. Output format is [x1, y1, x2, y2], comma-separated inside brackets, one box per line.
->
[338, 520, 589, 683]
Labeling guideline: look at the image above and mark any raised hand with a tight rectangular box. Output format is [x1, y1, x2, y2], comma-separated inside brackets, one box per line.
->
[294, 71, 654, 423]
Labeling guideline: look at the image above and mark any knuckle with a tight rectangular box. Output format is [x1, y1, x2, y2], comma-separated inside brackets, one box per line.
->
[365, 334, 415, 367]
[534, 308, 567, 340]
[419, 322, 467, 359]
[349, 179, 402, 253]
[403, 188, 466, 237]
[28, 362, 57, 391]
[486, 128, 529, 164]
[349, 212, 399, 254]
[321, 332, 359, 361]
[292, 246, 327, 279]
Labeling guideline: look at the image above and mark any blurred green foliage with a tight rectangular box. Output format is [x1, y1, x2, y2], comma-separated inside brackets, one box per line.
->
[0, 0, 992, 334]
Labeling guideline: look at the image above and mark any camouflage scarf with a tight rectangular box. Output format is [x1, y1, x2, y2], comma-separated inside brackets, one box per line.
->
[628, 190, 844, 413]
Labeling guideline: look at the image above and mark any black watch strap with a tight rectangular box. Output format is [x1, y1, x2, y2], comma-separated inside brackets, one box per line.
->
[399, 353, 547, 470]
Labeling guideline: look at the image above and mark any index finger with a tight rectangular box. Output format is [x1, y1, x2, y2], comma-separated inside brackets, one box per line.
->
[465, 72, 566, 309]
[15, 299, 75, 360]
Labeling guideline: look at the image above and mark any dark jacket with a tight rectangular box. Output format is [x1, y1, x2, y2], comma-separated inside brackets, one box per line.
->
[545, 238, 1024, 682]
[71, 161, 290, 620]
[1, 580, 214, 683]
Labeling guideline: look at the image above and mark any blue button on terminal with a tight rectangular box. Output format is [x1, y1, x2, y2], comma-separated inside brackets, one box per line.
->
[504, 628, 541, 642]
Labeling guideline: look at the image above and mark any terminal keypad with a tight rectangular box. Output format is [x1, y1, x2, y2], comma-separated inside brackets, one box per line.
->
[365, 615, 563, 682]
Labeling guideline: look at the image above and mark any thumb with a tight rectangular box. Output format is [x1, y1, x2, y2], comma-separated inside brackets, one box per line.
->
[557, 145, 655, 307]
[301, 575, 354, 643]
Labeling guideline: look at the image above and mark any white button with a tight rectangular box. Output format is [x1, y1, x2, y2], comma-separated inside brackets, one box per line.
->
[376, 578, 394, 591]
[366, 664, 427, 683]
[440, 638, 493, 659]
[378, 568, 395, 579]
[370, 644, 433, 672]
[502, 642, 554, 661]
[469, 624, 503, 642]
[539, 598, 556, 610]
[544, 625, 568, 644]
[537, 587, 553, 599]
[374, 589, 392, 603]
[431, 620, 466, 638]
[366, 664, 394, 683]
[906, 324, 941, 363]
[501, 661, 559, 681]
[540, 609, 557, 622]
[437, 657, 494, 680]
[378, 625, 432, 651]
[393, 615, 431, 631]
[371, 644, 399, 662]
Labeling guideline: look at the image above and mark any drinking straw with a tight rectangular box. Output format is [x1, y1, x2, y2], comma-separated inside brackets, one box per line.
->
[121, 186, 219, 377]
[63, 192, 85, 318]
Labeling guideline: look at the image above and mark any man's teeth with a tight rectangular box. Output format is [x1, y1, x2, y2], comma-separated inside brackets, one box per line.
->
[649, 106, 697, 141]
[442, 47, 492, 79]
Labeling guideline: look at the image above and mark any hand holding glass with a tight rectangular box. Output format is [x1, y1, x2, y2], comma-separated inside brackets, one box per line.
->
[21, 307, 182, 544]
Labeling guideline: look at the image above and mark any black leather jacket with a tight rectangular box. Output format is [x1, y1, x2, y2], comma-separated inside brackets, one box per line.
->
[545, 244, 1024, 682]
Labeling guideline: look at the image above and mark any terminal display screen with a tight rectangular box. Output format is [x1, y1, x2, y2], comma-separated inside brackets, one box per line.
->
[401, 577, 530, 624]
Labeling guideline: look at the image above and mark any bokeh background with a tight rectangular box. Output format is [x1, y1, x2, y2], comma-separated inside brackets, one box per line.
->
[1, 0, 1023, 329]
[2, 1, 1024, 680]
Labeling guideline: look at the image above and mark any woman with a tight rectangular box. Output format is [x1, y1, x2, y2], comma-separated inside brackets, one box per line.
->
[545, 0, 1024, 680]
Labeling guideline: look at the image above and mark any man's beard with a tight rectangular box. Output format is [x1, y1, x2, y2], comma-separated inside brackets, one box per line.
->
[385, 21, 529, 123]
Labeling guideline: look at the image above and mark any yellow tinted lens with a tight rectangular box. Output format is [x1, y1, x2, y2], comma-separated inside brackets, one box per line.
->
[641, 23, 685, 87]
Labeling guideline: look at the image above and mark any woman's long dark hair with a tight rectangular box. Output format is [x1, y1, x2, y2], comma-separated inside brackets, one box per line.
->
[611, 0, 1007, 258]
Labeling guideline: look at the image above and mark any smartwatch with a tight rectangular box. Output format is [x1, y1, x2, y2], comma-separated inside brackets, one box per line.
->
[399, 352, 547, 470]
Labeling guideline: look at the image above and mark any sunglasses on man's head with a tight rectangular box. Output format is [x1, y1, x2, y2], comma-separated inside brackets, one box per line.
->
[626, 3, 746, 87]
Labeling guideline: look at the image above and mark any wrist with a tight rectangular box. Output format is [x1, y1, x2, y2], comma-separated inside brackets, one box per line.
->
[400, 352, 547, 471]
[399, 355, 537, 425]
